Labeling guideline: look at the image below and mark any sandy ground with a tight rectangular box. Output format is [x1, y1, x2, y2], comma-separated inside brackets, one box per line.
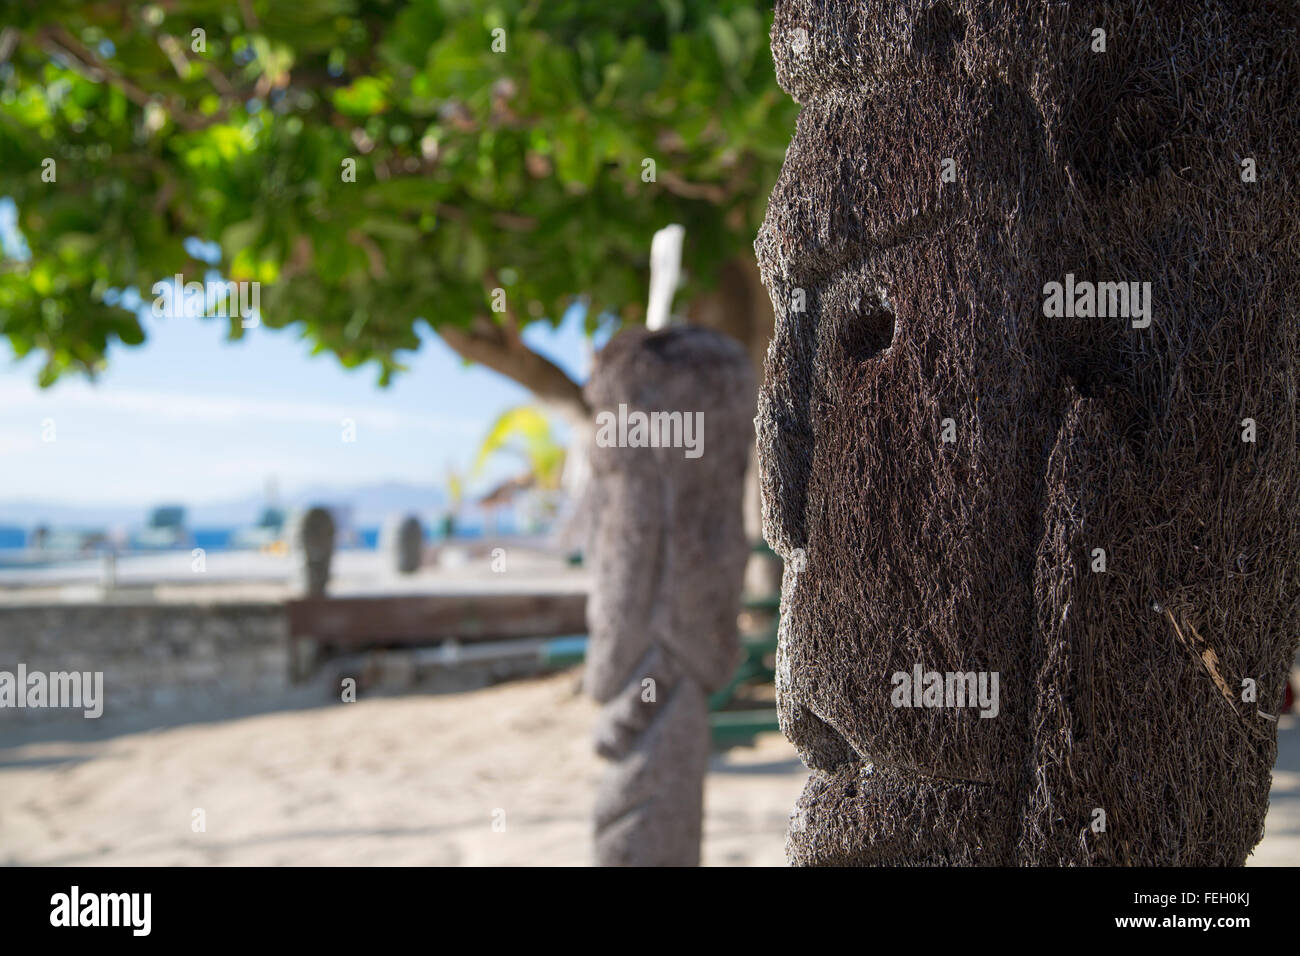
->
[0, 670, 799, 866]
[1, 671, 1296, 866]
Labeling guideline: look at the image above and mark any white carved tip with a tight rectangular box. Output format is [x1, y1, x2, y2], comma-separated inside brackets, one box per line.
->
[646, 224, 686, 331]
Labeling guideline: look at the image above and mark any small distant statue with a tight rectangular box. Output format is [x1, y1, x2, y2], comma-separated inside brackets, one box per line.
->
[381, 514, 424, 575]
[297, 507, 335, 597]
[584, 326, 755, 865]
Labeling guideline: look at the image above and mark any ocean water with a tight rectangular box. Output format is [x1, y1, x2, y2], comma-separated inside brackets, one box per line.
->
[0, 524, 493, 551]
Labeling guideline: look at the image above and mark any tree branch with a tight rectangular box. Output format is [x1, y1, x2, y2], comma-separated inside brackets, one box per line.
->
[438, 317, 590, 424]
[0, 28, 18, 66]
[658, 170, 730, 204]
[36, 24, 215, 131]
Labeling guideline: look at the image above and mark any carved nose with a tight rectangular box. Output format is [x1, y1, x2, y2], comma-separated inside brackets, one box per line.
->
[755, 272, 816, 558]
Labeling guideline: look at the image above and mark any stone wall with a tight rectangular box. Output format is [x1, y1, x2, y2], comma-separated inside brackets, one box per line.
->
[0, 602, 287, 724]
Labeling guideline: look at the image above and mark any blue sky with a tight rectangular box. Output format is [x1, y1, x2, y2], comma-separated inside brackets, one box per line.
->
[0, 200, 594, 508]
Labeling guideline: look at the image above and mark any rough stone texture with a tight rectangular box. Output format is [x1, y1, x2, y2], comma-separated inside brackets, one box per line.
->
[756, 0, 1300, 864]
[381, 514, 425, 575]
[584, 326, 755, 865]
[297, 507, 335, 596]
[0, 602, 287, 724]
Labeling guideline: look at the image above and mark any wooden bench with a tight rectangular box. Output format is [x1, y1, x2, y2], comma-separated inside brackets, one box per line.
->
[285, 592, 588, 680]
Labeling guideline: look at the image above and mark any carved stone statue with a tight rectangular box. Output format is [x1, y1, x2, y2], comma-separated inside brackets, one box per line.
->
[585, 325, 755, 865]
[297, 506, 335, 598]
[381, 514, 424, 575]
[756, 0, 1299, 864]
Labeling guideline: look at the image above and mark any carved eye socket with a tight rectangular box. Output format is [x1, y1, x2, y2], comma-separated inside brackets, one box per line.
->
[836, 292, 896, 363]
[912, 1, 966, 60]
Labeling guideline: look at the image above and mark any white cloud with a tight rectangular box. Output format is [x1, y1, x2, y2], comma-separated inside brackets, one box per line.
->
[0, 380, 477, 435]
[0, 425, 39, 456]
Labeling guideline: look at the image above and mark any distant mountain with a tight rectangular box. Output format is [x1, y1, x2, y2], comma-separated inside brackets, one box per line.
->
[0, 481, 448, 531]
[279, 481, 449, 527]
[0, 500, 142, 530]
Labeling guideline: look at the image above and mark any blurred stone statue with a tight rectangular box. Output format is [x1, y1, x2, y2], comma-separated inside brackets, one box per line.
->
[584, 326, 755, 865]
[756, 0, 1299, 864]
[381, 514, 424, 575]
[297, 506, 335, 598]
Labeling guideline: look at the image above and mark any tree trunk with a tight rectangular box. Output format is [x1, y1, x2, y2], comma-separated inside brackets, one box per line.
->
[686, 254, 781, 597]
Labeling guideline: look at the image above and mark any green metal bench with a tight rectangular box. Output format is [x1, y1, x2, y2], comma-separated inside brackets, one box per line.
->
[547, 542, 786, 748]
[705, 593, 781, 746]
[709, 708, 783, 747]
[704, 542, 783, 746]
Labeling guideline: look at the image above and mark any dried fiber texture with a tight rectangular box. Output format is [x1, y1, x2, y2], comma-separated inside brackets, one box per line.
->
[756, 0, 1300, 865]
[585, 326, 755, 865]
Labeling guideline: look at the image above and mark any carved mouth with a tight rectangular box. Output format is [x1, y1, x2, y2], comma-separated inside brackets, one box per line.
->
[788, 755, 1005, 866]
[781, 685, 1006, 866]
[788, 697, 995, 788]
